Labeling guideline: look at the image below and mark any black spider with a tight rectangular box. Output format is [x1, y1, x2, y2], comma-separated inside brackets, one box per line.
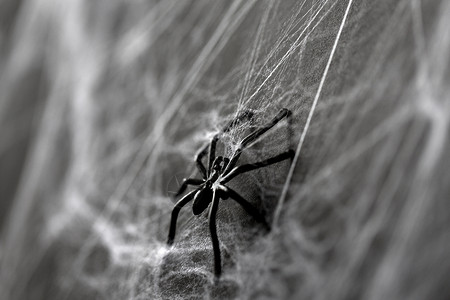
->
[167, 108, 294, 278]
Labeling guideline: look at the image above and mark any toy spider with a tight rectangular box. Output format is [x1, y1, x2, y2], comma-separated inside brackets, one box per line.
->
[167, 108, 294, 278]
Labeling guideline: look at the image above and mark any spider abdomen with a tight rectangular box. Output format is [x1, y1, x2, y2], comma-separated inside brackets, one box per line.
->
[192, 188, 213, 215]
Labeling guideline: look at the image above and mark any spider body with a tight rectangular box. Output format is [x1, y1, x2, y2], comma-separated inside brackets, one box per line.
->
[191, 157, 228, 215]
[167, 108, 294, 278]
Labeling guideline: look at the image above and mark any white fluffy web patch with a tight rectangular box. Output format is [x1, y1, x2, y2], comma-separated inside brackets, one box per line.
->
[0, 0, 449, 299]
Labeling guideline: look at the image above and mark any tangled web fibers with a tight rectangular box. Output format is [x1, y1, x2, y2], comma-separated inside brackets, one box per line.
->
[1, 0, 449, 299]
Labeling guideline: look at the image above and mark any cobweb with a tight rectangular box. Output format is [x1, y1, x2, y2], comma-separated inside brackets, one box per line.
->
[1, 0, 449, 299]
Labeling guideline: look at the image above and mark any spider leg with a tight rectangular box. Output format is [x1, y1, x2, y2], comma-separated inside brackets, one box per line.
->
[208, 190, 222, 277]
[218, 185, 270, 231]
[224, 108, 292, 173]
[241, 108, 292, 148]
[167, 189, 199, 245]
[221, 149, 295, 184]
[207, 136, 219, 177]
[196, 110, 254, 177]
[175, 178, 204, 197]
[195, 147, 208, 179]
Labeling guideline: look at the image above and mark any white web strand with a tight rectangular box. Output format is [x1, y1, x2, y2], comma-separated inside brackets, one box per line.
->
[245, 0, 330, 105]
[273, 0, 354, 226]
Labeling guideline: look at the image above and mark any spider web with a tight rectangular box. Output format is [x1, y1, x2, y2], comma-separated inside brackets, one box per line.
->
[1, 0, 449, 299]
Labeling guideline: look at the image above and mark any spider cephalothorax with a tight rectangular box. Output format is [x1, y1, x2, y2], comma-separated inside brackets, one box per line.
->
[191, 157, 228, 216]
[167, 108, 294, 278]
